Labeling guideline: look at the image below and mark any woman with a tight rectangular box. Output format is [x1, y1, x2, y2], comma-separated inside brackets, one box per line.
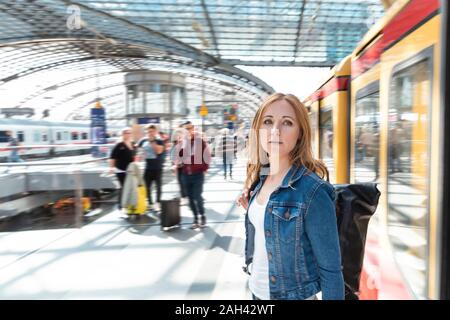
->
[109, 127, 136, 209]
[237, 93, 344, 300]
[169, 127, 188, 204]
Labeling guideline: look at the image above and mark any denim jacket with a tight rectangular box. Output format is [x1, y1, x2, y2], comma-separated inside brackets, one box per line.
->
[244, 164, 344, 300]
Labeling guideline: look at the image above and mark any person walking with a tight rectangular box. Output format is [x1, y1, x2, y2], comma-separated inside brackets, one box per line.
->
[237, 93, 344, 300]
[109, 127, 136, 209]
[137, 124, 165, 211]
[217, 128, 237, 180]
[170, 128, 188, 205]
[175, 121, 211, 229]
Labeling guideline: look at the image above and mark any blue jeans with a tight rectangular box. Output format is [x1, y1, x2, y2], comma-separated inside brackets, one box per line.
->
[180, 172, 205, 220]
[223, 159, 232, 177]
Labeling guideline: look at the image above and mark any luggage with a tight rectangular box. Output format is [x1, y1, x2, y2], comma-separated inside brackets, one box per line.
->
[122, 162, 148, 217]
[160, 197, 181, 231]
[127, 185, 148, 215]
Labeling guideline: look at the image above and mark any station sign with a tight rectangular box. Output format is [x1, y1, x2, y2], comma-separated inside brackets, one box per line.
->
[90, 106, 107, 157]
[137, 117, 160, 124]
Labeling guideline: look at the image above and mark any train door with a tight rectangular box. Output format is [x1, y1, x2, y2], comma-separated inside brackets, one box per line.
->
[386, 52, 433, 300]
[377, 0, 442, 299]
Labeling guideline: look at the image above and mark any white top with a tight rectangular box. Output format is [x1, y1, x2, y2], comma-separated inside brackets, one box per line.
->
[248, 195, 270, 300]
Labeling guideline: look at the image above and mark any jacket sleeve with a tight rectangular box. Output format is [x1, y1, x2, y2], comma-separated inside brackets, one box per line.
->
[305, 182, 344, 300]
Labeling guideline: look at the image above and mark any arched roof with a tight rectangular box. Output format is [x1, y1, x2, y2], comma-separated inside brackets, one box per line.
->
[0, 0, 385, 123]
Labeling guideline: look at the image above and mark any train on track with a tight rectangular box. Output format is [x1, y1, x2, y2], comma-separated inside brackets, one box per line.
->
[304, 0, 449, 299]
[0, 118, 122, 162]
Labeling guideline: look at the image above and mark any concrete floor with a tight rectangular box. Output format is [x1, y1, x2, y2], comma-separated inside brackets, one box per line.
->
[0, 158, 251, 300]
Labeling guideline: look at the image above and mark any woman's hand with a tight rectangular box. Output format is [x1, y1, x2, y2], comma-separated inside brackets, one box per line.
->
[236, 188, 253, 210]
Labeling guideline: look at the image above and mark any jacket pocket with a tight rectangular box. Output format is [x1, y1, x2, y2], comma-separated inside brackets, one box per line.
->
[270, 203, 302, 244]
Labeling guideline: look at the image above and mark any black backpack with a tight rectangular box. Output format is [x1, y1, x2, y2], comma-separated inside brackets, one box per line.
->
[333, 183, 381, 300]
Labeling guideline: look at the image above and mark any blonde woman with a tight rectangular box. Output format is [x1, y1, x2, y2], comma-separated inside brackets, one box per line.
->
[237, 93, 344, 300]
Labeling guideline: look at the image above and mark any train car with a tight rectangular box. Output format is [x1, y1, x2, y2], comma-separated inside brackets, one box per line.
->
[304, 0, 450, 299]
[304, 56, 351, 184]
[0, 118, 122, 162]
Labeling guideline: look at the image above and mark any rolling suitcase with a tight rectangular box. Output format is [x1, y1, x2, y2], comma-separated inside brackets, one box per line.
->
[160, 197, 181, 231]
[127, 185, 148, 216]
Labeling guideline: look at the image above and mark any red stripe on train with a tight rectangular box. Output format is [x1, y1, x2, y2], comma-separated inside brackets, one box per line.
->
[307, 76, 350, 103]
[352, 0, 440, 78]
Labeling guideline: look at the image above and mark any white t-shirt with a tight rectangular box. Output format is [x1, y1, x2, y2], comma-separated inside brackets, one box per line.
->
[248, 195, 270, 300]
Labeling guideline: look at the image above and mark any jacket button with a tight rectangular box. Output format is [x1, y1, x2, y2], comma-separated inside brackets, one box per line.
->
[270, 276, 276, 283]
[284, 211, 290, 219]
[268, 252, 272, 260]
[265, 230, 271, 237]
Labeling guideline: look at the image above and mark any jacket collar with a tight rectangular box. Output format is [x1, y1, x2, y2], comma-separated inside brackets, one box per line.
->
[254, 163, 307, 193]
[279, 164, 307, 188]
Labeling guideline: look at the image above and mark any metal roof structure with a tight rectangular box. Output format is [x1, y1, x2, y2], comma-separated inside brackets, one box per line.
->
[0, 0, 385, 123]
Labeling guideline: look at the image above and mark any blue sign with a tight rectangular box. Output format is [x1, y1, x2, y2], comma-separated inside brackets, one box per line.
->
[227, 121, 234, 130]
[90, 107, 107, 157]
[137, 117, 160, 124]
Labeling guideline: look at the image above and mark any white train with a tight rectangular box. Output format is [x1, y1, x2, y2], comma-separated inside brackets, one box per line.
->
[0, 118, 122, 162]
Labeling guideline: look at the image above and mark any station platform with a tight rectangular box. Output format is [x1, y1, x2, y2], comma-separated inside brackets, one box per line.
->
[0, 158, 251, 300]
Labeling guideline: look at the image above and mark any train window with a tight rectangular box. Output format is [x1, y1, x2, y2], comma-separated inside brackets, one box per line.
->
[354, 90, 380, 182]
[81, 132, 88, 140]
[64, 131, 69, 141]
[319, 106, 334, 182]
[17, 131, 25, 143]
[0, 131, 8, 143]
[71, 132, 79, 140]
[33, 131, 40, 142]
[41, 132, 48, 142]
[388, 59, 431, 299]
[56, 132, 62, 141]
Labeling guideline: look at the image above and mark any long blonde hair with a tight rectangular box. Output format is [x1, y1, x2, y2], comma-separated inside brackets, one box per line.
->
[245, 93, 329, 190]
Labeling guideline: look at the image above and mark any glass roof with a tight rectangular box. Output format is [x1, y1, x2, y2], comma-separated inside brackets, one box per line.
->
[74, 0, 385, 66]
[0, 0, 385, 122]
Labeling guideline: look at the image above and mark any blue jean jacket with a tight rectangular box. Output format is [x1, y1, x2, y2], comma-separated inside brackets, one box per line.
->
[244, 164, 344, 300]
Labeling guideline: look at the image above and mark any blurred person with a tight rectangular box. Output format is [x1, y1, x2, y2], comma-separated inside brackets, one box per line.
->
[358, 127, 373, 160]
[158, 129, 170, 167]
[6, 131, 23, 163]
[390, 122, 405, 173]
[137, 124, 165, 211]
[175, 121, 211, 229]
[237, 93, 344, 300]
[109, 127, 136, 209]
[217, 128, 237, 180]
[170, 128, 188, 205]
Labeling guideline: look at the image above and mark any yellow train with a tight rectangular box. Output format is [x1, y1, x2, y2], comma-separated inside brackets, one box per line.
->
[304, 0, 449, 299]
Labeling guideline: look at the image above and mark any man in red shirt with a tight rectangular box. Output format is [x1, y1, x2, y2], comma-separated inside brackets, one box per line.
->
[177, 121, 211, 229]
